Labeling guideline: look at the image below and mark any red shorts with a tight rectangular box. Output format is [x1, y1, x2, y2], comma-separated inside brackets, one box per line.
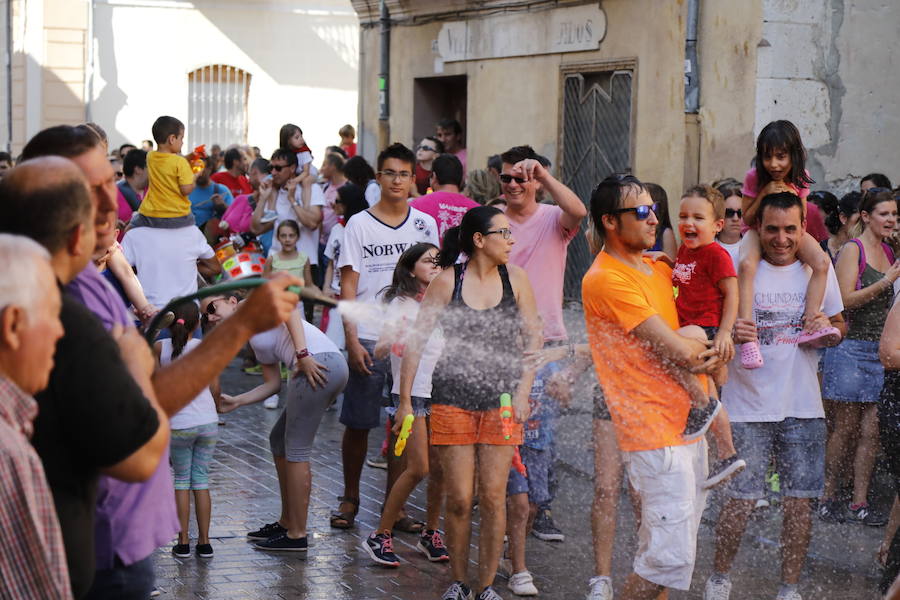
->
[430, 404, 523, 446]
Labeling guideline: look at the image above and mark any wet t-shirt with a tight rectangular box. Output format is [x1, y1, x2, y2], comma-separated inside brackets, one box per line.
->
[722, 259, 842, 422]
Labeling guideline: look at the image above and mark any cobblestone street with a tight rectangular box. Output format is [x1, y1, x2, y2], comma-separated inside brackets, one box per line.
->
[153, 361, 888, 600]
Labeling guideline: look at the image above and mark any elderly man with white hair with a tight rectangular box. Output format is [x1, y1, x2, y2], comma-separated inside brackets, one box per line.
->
[0, 234, 69, 598]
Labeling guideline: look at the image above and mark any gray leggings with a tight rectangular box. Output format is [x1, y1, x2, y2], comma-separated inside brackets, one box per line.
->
[269, 351, 349, 462]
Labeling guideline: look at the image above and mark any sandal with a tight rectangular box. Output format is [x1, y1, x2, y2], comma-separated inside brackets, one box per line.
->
[740, 341, 764, 369]
[330, 496, 359, 529]
[797, 326, 841, 349]
[392, 515, 426, 534]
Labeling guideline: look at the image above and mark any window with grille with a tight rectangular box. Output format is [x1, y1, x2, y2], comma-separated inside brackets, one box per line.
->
[187, 65, 251, 149]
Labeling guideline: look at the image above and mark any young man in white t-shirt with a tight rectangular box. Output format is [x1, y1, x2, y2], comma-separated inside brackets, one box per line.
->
[333, 143, 438, 529]
[704, 193, 845, 600]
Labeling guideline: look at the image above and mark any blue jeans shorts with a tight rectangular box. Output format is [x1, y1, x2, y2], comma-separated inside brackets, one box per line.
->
[339, 338, 389, 430]
[728, 418, 826, 500]
[386, 393, 431, 418]
[822, 339, 884, 403]
[506, 445, 555, 506]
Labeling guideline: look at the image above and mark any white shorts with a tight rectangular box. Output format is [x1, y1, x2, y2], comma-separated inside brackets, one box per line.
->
[624, 440, 709, 590]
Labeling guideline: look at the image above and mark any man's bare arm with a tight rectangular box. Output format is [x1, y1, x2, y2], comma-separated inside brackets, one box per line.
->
[632, 314, 717, 372]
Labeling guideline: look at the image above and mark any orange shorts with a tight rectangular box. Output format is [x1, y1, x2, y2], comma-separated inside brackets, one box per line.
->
[430, 404, 523, 446]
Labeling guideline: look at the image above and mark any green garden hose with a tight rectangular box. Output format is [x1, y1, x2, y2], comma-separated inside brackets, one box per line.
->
[144, 278, 337, 343]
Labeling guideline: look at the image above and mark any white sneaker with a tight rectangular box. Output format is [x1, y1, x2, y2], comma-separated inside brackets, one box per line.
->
[263, 395, 279, 409]
[508, 571, 538, 596]
[704, 575, 732, 600]
[775, 590, 802, 600]
[587, 575, 613, 600]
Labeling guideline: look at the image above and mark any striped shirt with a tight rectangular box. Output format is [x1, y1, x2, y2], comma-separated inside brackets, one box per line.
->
[0, 376, 72, 599]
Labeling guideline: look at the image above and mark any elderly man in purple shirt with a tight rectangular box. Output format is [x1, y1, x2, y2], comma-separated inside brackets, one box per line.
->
[17, 126, 304, 599]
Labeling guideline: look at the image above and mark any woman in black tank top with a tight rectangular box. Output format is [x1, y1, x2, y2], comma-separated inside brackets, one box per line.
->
[396, 206, 542, 599]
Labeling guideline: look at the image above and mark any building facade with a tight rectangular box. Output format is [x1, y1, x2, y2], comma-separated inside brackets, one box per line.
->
[1, 0, 360, 158]
[351, 0, 899, 296]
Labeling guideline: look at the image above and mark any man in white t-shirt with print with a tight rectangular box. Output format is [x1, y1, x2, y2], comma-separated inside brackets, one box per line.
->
[121, 225, 220, 310]
[704, 192, 845, 600]
[266, 148, 324, 264]
[333, 143, 438, 529]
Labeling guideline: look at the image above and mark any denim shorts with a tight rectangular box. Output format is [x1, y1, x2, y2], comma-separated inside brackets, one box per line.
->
[728, 418, 826, 500]
[506, 445, 556, 506]
[339, 339, 389, 430]
[386, 393, 431, 418]
[822, 339, 884, 403]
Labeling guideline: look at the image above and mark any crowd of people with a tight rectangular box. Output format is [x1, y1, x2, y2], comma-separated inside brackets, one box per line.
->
[0, 113, 899, 600]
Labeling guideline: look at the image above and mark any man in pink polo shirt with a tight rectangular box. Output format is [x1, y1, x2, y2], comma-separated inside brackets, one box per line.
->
[501, 144, 586, 542]
[410, 154, 479, 242]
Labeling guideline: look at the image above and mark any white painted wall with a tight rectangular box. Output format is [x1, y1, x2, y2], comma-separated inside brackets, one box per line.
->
[90, 0, 358, 160]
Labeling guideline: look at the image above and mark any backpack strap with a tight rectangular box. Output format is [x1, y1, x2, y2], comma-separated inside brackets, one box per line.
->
[850, 238, 866, 291]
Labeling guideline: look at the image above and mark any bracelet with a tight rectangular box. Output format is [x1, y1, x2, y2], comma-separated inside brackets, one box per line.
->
[295, 348, 310, 360]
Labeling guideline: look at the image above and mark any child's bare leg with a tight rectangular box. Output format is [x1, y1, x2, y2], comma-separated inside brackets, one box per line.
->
[738, 229, 762, 325]
[797, 231, 830, 332]
[709, 406, 737, 460]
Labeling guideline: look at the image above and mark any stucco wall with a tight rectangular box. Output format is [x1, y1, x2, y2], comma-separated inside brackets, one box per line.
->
[91, 0, 358, 159]
[358, 0, 687, 202]
[697, 0, 762, 184]
[756, 0, 900, 193]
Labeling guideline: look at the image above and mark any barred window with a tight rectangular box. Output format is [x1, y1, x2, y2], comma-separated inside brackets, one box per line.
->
[187, 65, 251, 148]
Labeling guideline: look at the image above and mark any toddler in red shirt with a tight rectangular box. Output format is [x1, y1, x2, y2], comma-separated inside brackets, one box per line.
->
[671, 184, 745, 487]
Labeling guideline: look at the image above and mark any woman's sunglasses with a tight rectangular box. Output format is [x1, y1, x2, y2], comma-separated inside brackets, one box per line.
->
[610, 203, 657, 220]
[725, 208, 743, 219]
[205, 298, 226, 315]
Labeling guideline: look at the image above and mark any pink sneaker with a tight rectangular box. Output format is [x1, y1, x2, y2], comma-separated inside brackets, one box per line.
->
[797, 326, 842, 348]
[740, 341, 764, 369]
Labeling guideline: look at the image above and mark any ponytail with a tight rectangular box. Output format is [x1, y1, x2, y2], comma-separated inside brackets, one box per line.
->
[437, 206, 502, 269]
[438, 226, 463, 268]
[170, 302, 200, 359]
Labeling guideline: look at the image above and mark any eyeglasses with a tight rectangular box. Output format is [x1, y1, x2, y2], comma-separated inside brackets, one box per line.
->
[417, 145, 436, 152]
[115, 171, 123, 178]
[378, 170, 413, 181]
[270, 164, 291, 172]
[499, 174, 527, 184]
[725, 208, 743, 219]
[610, 203, 657, 220]
[484, 228, 512, 239]
[205, 298, 226, 315]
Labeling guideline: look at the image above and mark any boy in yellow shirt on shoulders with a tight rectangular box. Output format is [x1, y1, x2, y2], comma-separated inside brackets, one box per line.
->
[131, 116, 196, 228]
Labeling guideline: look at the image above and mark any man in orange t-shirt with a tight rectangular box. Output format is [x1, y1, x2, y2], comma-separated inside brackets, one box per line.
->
[582, 175, 722, 600]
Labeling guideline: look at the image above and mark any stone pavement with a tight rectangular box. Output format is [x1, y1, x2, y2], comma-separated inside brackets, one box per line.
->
[153, 360, 888, 600]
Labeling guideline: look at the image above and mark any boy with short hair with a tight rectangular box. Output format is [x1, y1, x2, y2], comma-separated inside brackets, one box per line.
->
[131, 116, 196, 228]
[671, 184, 746, 487]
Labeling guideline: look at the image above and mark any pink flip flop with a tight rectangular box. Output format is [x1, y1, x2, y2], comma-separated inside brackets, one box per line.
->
[797, 326, 842, 349]
[740, 341, 764, 369]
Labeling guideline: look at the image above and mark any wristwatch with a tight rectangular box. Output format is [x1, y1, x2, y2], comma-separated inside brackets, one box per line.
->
[296, 348, 310, 360]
